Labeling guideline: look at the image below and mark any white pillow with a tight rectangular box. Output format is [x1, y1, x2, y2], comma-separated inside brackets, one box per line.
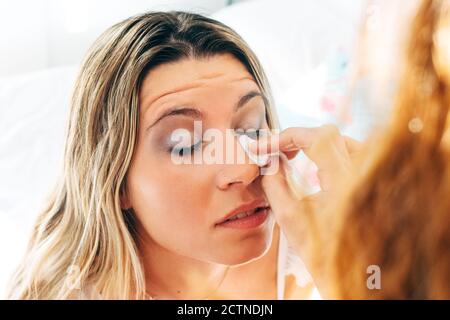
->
[0, 66, 77, 295]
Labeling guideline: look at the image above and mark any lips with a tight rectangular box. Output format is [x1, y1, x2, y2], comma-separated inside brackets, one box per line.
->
[216, 198, 270, 226]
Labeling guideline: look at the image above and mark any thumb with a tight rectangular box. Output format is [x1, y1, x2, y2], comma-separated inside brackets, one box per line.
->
[261, 155, 317, 269]
[261, 154, 301, 224]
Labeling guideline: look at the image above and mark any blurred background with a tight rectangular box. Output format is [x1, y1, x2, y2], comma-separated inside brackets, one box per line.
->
[0, 0, 418, 296]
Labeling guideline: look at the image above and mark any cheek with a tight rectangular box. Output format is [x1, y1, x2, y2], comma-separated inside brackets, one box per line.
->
[126, 152, 215, 245]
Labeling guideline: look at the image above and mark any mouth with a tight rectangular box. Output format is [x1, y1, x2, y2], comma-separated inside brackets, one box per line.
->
[215, 199, 271, 229]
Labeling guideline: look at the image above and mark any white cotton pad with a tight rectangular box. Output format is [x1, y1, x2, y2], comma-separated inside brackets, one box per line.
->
[238, 135, 271, 167]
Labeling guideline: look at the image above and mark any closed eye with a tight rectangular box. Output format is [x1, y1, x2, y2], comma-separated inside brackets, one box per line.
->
[235, 128, 263, 140]
[171, 140, 203, 157]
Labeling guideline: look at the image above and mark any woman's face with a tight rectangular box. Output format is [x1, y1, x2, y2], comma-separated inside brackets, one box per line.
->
[125, 53, 275, 265]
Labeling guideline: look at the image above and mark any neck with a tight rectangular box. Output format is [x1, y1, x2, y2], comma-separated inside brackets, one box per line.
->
[137, 227, 228, 299]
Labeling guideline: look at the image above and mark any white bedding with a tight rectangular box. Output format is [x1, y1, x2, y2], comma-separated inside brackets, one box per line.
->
[0, 67, 78, 294]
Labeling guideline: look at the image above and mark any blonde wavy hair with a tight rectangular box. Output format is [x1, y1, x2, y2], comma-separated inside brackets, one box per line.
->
[7, 11, 279, 299]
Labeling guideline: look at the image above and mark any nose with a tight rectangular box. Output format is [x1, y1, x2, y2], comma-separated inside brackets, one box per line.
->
[215, 134, 261, 190]
[216, 163, 261, 190]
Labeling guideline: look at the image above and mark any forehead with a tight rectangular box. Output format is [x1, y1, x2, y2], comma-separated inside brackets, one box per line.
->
[139, 54, 258, 110]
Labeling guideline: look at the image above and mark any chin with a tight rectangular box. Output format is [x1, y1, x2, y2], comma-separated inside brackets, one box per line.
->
[214, 221, 275, 266]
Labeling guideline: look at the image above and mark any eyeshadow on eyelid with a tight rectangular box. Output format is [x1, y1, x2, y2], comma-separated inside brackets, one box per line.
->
[148, 105, 266, 136]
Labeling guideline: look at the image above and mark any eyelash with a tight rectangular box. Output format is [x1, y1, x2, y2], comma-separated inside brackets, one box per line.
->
[170, 128, 263, 157]
[244, 128, 262, 140]
[235, 128, 263, 140]
[171, 140, 203, 157]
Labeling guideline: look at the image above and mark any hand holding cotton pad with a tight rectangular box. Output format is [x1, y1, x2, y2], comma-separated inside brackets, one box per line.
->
[238, 134, 273, 167]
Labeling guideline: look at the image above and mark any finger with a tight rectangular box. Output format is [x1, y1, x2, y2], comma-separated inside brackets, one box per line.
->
[302, 125, 350, 166]
[260, 155, 300, 223]
[343, 136, 363, 155]
[261, 155, 316, 263]
[284, 149, 301, 160]
[255, 126, 353, 192]
[249, 127, 318, 155]
[301, 125, 352, 191]
[251, 127, 361, 158]
[258, 132, 359, 162]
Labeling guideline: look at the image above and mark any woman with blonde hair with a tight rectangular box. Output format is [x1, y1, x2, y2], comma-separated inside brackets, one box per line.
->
[7, 11, 314, 300]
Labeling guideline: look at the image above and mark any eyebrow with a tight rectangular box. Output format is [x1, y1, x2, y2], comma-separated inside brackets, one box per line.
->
[146, 90, 267, 131]
[235, 91, 267, 111]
